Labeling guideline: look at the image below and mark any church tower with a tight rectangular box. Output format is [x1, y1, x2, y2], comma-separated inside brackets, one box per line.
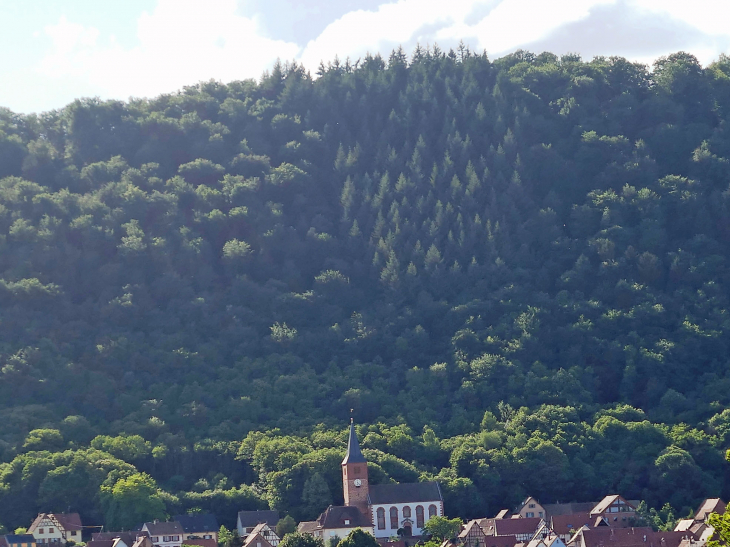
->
[342, 418, 369, 513]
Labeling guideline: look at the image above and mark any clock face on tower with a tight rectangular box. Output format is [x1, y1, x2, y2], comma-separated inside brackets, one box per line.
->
[354, 479, 362, 487]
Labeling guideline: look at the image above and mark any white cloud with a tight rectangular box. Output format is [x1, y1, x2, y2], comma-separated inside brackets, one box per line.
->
[442, 0, 616, 54]
[33, 0, 730, 111]
[299, 0, 478, 69]
[38, 0, 300, 101]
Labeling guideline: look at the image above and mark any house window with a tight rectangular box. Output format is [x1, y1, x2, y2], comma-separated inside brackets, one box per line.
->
[429, 505, 437, 518]
[39, 530, 44, 535]
[71, 532, 78, 537]
[403, 507, 411, 519]
[152, 538, 159, 543]
[539, 512, 544, 518]
[416, 506, 424, 528]
[49, 530, 54, 534]
[377, 508, 386, 530]
[390, 507, 399, 529]
[529, 504, 535, 509]
[204, 536, 212, 540]
[526, 513, 534, 518]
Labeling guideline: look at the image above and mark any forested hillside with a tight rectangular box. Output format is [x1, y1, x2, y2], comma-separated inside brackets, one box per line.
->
[1, 46, 730, 531]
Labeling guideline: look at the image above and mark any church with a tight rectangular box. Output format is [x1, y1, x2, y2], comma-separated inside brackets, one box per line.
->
[298, 420, 445, 541]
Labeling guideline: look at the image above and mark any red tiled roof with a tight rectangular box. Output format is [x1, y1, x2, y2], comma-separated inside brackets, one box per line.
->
[694, 499, 726, 522]
[482, 519, 542, 537]
[572, 527, 685, 547]
[591, 496, 621, 515]
[552, 513, 594, 536]
[544, 504, 597, 518]
[54, 514, 83, 532]
[487, 535, 518, 547]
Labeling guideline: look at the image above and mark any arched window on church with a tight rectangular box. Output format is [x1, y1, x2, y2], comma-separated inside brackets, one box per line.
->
[403, 506, 412, 519]
[416, 506, 424, 528]
[390, 507, 399, 529]
[429, 504, 438, 518]
[377, 508, 386, 530]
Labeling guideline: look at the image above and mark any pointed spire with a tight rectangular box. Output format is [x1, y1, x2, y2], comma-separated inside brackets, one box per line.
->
[342, 417, 367, 465]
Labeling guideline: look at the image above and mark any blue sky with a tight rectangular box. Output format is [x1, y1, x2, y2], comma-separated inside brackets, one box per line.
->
[1, 0, 729, 114]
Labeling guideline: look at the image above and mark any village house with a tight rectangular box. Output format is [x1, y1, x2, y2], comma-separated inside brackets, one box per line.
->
[693, 499, 726, 523]
[567, 527, 685, 547]
[237, 511, 280, 541]
[550, 513, 602, 542]
[85, 538, 128, 547]
[141, 522, 184, 547]
[241, 524, 280, 547]
[517, 498, 547, 520]
[28, 514, 83, 544]
[588, 496, 636, 528]
[303, 505, 374, 541]
[525, 523, 567, 547]
[174, 514, 219, 543]
[455, 520, 488, 547]
[542, 504, 597, 522]
[673, 498, 726, 543]
[1, 536, 37, 547]
[87, 531, 151, 547]
[479, 517, 545, 542]
[441, 521, 517, 547]
[240, 523, 282, 547]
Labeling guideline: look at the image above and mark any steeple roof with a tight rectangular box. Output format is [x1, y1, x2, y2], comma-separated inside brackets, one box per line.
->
[342, 419, 367, 465]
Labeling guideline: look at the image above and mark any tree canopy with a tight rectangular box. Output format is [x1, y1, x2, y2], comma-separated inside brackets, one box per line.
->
[0, 47, 730, 530]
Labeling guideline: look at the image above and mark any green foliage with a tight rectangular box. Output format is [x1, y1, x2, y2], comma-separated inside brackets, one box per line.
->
[422, 516, 463, 540]
[279, 533, 324, 547]
[100, 472, 166, 531]
[336, 529, 379, 547]
[22, 429, 64, 452]
[219, 526, 234, 547]
[0, 46, 728, 530]
[633, 501, 681, 532]
[276, 516, 297, 539]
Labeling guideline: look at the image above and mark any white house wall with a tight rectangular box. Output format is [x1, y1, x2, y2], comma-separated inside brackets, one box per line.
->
[370, 501, 444, 539]
[319, 527, 375, 540]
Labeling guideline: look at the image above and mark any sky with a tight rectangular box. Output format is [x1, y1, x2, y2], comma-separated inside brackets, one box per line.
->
[1, 0, 729, 115]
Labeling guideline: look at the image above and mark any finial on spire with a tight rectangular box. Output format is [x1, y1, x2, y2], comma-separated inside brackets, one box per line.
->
[342, 413, 366, 465]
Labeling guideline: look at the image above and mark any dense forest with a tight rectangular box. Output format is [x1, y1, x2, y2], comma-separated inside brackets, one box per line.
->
[1, 45, 730, 533]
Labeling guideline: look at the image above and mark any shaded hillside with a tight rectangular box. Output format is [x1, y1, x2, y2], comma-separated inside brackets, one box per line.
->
[1, 47, 730, 529]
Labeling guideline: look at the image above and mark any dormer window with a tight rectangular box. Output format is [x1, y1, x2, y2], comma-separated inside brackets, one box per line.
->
[344, 520, 350, 525]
